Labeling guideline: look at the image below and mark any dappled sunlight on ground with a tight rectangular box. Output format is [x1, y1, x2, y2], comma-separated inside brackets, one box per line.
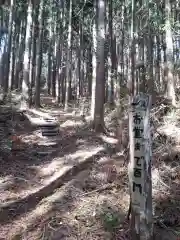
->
[61, 119, 84, 128]
[99, 134, 118, 144]
[0, 102, 130, 239]
[4, 165, 129, 239]
[2, 97, 180, 239]
[0, 133, 106, 204]
[159, 123, 180, 144]
[26, 108, 55, 119]
[7, 201, 52, 239]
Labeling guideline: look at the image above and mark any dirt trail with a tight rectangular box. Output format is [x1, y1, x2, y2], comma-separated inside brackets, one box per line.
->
[1, 98, 180, 239]
[0, 103, 129, 239]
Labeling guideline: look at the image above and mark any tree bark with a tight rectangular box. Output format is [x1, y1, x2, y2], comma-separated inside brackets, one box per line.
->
[64, 0, 72, 110]
[34, 0, 45, 107]
[93, 0, 105, 132]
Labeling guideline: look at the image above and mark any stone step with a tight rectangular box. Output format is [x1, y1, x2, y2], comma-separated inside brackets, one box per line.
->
[42, 131, 58, 136]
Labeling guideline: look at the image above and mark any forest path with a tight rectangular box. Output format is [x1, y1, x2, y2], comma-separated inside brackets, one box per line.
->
[0, 98, 129, 239]
[0, 97, 180, 239]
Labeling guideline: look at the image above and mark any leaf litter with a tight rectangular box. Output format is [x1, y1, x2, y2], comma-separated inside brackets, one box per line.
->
[1, 98, 180, 239]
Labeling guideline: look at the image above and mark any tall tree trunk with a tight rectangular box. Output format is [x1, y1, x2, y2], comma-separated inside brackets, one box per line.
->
[147, 32, 154, 96]
[4, 0, 14, 98]
[47, 24, 52, 95]
[164, 0, 176, 106]
[29, 2, 40, 106]
[64, 0, 72, 110]
[87, 44, 92, 97]
[9, 10, 17, 90]
[115, 4, 125, 151]
[14, 14, 27, 89]
[107, 0, 116, 105]
[21, 1, 32, 109]
[34, 0, 45, 107]
[156, 34, 161, 91]
[91, 1, 97, 119]
[51, 19, 56, 98]
[79, 14, 84, 97]
[93, 0, 105, 132]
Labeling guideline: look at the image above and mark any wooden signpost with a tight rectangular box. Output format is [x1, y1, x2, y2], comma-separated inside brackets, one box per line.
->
[128, 93, 153, 240]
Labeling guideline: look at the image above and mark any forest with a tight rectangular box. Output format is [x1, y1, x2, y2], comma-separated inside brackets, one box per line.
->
[0, 0, 180, 239]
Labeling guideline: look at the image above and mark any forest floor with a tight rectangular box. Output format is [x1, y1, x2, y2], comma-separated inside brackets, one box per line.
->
[0, 95, 180, 239]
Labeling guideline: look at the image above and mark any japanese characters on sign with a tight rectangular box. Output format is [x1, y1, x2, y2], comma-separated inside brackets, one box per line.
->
[131, 98, 146, 206]
[128, 94, 153, 237]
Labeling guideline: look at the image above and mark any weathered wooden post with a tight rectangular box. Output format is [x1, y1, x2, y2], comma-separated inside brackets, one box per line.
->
[128, 93, 153, 240]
